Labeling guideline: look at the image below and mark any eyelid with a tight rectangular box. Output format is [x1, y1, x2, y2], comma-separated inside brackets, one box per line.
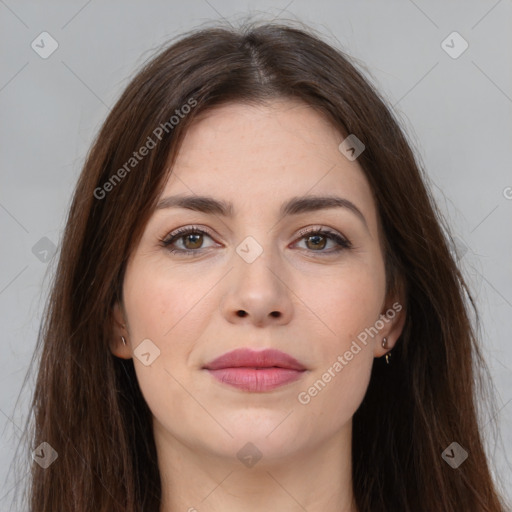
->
[295, 225, 345, 240]
[162, 224, 216, 244]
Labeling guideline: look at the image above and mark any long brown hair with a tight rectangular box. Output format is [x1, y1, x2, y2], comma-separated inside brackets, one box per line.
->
[9, 19, 509, 511]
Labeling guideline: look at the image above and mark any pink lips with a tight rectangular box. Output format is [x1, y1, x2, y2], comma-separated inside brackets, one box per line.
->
[203, 348, 307, 392]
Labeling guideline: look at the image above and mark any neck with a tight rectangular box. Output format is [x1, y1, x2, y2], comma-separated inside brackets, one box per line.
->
[155, 420, 358, 512]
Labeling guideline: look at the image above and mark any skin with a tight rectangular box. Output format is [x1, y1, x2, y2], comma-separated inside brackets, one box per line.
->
[110, 99, 405, 512]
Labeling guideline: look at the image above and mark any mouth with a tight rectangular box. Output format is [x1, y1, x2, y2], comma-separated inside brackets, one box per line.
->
[202, 348, 307, 392]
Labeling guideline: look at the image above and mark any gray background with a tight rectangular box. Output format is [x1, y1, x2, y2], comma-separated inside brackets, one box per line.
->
[1, 0, 511, 507]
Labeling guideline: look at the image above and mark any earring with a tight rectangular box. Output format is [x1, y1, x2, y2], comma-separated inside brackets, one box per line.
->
[382, 337, 391, 365]
[121, 336, 127, 346]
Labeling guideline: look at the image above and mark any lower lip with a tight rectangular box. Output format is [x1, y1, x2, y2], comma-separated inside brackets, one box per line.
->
[205, 367, 305, 392]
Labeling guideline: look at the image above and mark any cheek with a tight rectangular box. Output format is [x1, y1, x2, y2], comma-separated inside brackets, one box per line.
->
[303, 261, 385, 347]
[122, 260, 213, 424]
[292, 262, 383, 426]
[296, 302, 376, 435]
[123, 256, 209, 340]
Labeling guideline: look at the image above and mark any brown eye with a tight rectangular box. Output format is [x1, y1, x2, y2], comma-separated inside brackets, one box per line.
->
[182, 233, 204, 250]
[294, 228, 351, 255]
[162, 227, 217, 255]
[305, 234, 327, 251]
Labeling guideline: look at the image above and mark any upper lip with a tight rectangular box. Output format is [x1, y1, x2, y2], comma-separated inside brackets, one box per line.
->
[203, 348, 307, 371]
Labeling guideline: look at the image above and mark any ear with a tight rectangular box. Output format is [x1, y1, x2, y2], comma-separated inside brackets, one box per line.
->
[110, 301, 132, 359]
[373, 283, 407, 359]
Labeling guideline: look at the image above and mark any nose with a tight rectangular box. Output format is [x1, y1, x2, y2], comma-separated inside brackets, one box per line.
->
[219, 244, 294, 327]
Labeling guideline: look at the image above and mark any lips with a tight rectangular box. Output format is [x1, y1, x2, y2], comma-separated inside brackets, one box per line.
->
[203, 348, 307, 392]
[203, 348, 306, 371]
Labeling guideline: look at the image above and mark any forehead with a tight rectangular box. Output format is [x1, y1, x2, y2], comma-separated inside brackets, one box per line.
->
[162, 99, 375, 221]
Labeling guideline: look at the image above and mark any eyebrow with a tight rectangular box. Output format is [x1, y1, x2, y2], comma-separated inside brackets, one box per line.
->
[155, 194, 369, 230]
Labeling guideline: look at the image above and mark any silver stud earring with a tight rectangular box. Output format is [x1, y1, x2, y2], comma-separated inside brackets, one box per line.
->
[121, 336, 127, 346]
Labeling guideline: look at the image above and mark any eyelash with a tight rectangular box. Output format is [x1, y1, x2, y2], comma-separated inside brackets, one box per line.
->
[159, 225, 352, 257]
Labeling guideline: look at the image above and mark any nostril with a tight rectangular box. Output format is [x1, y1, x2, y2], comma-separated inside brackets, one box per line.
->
[237, 310, 247, 317]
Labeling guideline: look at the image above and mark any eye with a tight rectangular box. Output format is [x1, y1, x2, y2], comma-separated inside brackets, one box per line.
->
[160, 226, 217, 255]
[160, 225, 352, 257]
[293, 227, 352, 255]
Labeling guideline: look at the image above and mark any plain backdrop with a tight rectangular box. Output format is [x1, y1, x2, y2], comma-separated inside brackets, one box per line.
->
[1, 0, 511, 508]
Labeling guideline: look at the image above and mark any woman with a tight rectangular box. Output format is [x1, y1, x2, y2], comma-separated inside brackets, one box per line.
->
[13, 20, 508, 511]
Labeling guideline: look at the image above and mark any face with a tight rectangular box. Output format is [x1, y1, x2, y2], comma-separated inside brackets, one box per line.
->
[111, 99, 404, 467]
